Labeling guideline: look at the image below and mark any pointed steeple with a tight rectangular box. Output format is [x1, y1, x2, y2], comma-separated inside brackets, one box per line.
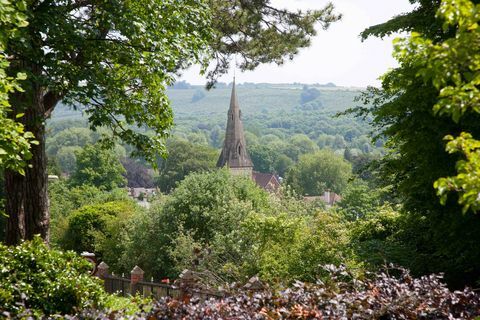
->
[217, 79, 253, 171]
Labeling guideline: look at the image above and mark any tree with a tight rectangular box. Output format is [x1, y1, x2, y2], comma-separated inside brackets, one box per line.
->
[124, 169, 271, 278]
[401, 0, 480, 213]
[46, 127, 93, 157]
[274, 154, 294, 177]
[338, 180, 381, 221]
[70, 144, 126, 191]
[4, 0, 340, 244]
[61, 200, 137, 257]
[0, 1, 34, 175]
[0, 0, 37, 245]
[121, 157, 154, 188]
[354, 0, 480, 287]
[248, 144, 278, 173]
[286, 150, 351, 196]
[285, 134, 319, 161]
[55, 146, 81, 175]
[156, 137, 217, 192]
[206, 2, 341, 86]
[3, 0, 211, 244]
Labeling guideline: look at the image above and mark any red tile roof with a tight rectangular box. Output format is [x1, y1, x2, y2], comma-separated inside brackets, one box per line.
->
[252, 171, 280, 191]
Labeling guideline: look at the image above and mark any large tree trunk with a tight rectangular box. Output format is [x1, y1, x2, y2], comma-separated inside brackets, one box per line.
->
[4, 171, 25, 245]
[4, 89, 50, 245]
[24, 103, 49, 242]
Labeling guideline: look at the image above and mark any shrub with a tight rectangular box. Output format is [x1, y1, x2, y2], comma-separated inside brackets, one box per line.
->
[61, 200, 138, 261]
[0, 237, 106, 317]
[350, 206, 413, 269]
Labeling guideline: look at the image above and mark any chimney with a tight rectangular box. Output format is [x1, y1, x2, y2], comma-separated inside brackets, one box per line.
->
[324, 189, 332, 205]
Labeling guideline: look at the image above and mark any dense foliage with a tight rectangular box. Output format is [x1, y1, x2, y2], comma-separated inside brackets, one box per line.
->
[156, 137, 217, 192]
[0, 0, 34, 174]
[70, 144, 127, 191]
[0, 237, 106, 317]
[286, 150, 352, 195]
[61, 200, 138, 256]
[98, 170, 352, 284]
[352, 0, 480, 287]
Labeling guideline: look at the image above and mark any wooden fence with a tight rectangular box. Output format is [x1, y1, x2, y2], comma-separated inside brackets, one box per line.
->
[95, 262, 223, 301]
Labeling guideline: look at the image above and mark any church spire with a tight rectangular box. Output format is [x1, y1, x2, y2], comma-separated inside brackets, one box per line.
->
[217, 79, 253, 173]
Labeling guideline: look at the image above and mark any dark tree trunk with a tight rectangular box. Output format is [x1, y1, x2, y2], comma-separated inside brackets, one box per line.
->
[4, 171, 25, 245]
[4, 88, 50, 245]
[24, 103, 49, 242]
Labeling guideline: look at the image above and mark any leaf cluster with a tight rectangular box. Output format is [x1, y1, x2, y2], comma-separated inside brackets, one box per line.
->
[0, 237, 106, 317]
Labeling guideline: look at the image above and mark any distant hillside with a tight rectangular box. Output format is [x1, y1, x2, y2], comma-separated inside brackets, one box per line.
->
[50, 83, 363, 122]
[48, 83, 377, 155]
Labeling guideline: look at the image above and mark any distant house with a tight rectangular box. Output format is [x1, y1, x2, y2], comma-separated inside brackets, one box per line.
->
[252, 172, 281, 193]
[303, 190, 342, 206]
[128, 187, 157, 200]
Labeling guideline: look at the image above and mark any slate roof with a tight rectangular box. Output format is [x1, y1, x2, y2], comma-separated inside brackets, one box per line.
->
[217, 79, 253, 169]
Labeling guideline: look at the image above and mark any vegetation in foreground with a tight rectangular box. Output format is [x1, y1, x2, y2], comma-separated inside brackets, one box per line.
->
[1, 240, 478, 319]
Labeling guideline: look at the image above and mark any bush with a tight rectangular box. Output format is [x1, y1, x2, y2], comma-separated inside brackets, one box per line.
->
[350, 207, 416, 272]
[61, 200, 138, 262]
[0, 237, 106, 317]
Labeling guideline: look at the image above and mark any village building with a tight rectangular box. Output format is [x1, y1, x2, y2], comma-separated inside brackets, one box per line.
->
[303, 190, 341, 207]
[217, 79, 281, 192]
[217, 79, 340, 205]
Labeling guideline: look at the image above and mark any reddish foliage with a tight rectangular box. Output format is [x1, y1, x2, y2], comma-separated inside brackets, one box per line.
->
[72, 266, 480, 319]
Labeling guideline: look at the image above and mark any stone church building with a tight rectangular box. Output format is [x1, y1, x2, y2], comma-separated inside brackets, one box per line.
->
[217, 80, 281, 192]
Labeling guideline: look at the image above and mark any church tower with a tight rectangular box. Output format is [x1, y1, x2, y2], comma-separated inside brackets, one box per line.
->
[217, 79, 253, 177]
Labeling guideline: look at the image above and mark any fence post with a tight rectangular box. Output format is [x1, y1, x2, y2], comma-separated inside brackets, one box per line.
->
[96, 261, 109, 279]
[130, 265, 144, 296]
[81, 252, 97, 275]
[177, 269, 197, 303]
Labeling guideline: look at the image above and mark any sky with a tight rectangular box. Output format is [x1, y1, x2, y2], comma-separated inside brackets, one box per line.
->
[180, 0, 416, 88]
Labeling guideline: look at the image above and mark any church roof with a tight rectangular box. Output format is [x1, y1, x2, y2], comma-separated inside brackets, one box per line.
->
[217, 79, 253, 168]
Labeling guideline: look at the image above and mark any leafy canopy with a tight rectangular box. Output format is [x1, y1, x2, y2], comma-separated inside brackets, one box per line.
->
[0, 0, 35, 174]
[8, 0, 213, 162]
[389, 0, 480, 212]
[70, 144, 126, 191]
[286, 150, 351, 195]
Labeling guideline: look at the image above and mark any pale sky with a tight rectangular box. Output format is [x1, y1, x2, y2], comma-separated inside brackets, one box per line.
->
[181, 0, 416, 88]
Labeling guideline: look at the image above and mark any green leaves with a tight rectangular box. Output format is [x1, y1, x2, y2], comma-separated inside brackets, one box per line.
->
[388, 0, 480, 213]
[0, 0, 35, 174]
[0, 237, 106, 316]
[69, 144, 127, 191]
[286, 149, 352, 196]
[434, 133, 480, 213]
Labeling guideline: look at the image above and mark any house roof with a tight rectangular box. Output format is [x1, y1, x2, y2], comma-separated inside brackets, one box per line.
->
[216, 79, 253, 169]
[253, 171, 280, 190]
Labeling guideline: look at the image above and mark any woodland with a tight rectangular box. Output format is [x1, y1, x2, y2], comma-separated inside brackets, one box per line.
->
[1, 0, 480, 318]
